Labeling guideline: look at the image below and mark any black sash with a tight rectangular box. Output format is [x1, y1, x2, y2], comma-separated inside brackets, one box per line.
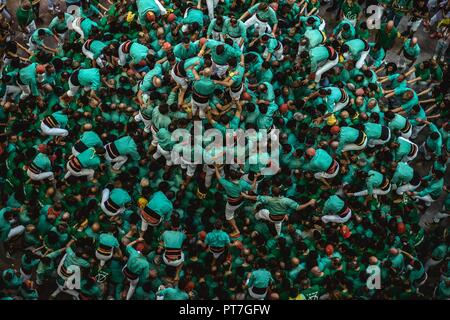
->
[354, 131, 367, 146]
[209, 246, 225, 254]
[164, 248, 182, 261]
[74, 140, 88, 153]
[192, 90, 209, 103]
[142, 206, 162, 224]
[380, 177, 390, 191]
[410, 170, 421, 186]
[123, 266, 139, 280]
[43, 115, 58, 128]
[408, 143, 417, 157]
[97, 244, 113, 255]
[380, 126, 390, 140]
[174, 61, 187, 77]
[70, 70, 81, 86]
[122, 40, 132, 53]
[401, 121, 411, 133]
[105, 142, 120, 159]
[29, 162, 44, 174]
[104, 198, 120, 213]
[252, 286, 268, 295]
[69, 157, 83, 172]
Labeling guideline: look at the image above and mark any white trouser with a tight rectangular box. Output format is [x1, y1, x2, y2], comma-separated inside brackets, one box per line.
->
[95, 250, 113, 267]
[140, 214, 162, 232]
[314, 161, 340, 179]
[395, 182, 420, 195]
[153, 144, 173, 166]
[64, 162, 95, 180]
[321, 209, 352, 224]
[17, 82, 31, 99]
[368, 128, 391, 148]
[72, 17, 85, 40]
[40, 122, 69, 137]
[225, 201, 242, 220]
[399, 124, 412, 139]
[28, 37, 38, 52]
[122, 265, 139, 301]
[66, 77, 80, 97]
[341, 138, 367, 152]
[244, 15, 271, 36]
[211, 60, 229, 78]
[263, 44, 284, 61]
[424, 257, 442, 272]
[401, 140, 418, 162]
[118, 43, 129, 66]
[353, 184, 392, 197]
[255, 209, 284, 236]
[226, 35, 243, 49]
[7, 225, 25, 240]
[2, 84, 21, 102]
[105, 147, 128, 170]
[150, 125, 159, 146]
[100, 188, 125, 217]
[355, 49, 370, 69]
[319, 19, 326, 31]
[411, 124, 426, 139]
[408, 18, 422, 32]
[203, 165, 223, 188]
[180, 157, 197, 177]
[315, 54, 339, 82]
[206, 0, 219, 19]
[332, 95, 350, 113]
[27, 169, 54, 181]
[229, 83, 244, 101]
[71, 146, 80, 157]
[419, 142, 433, 160]
[82, 42, 105, 68]
[412, 194, 437, 206]
[170, 67, 189, 89]
[191, 98, 209, 119]
[20, 268, 32, 281]
[248, 286, 267, 300]
[163, 252, 185, 267]
[134, 111, 152, 133]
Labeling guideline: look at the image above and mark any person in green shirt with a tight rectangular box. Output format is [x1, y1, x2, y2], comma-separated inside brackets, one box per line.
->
[410, 170, 444, 207]
[140, 185, 174, 233]
[82, 39, 108, 68]
[160, 217, 186, 280]
[223, 16, 247, 49]
[302, 147, 339, 180]
[376, 21, 399, 50]
[136, 0, 168, 30]
[321, 195, 352, 223]
[40, 110, 69, 137]
[391, 162, 421, 195]
[63, 146, 105, 181]
[348, 170, 391, 197]
[398, 37, 420, 68]
[156, 278, 190, 300]
[100, 188, 131, 217]
[18, 62, 45, 99]
[26, 147, 55, 182]
[95, 231, 121, 268]
[340, 0, 361, 25]
[216, 166, 256, 238]
[204, 219, 232, 261]
[28, 28, 59, 53]
[243, 186, 316, 236]
[49, 11, 72, 42]
[72, 129, 103, 156]
[66, 67, 102, 97]
[240, 2, 278, 36]
[246, 259, 273, 300]
[104, 135, 140, 171]
[123, 238, 151, 300]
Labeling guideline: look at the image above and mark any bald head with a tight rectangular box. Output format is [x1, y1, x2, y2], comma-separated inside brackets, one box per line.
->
[386, 21, 394, 30]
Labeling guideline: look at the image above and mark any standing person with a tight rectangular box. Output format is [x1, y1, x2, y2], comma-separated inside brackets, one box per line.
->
[140, 184, 173, 234]
[40, 110, 69, 137]
[246, 259, 274, 300]
[299, 45, 339, 83]
[398, 37, 420, 69]
[347, 170, 392, 198]
[364, 122, 391, 148]
[391, 162, 421, 195]
[376, 21, 399, 51]
[341, 38, 371, 69]
[96, 230, 121, 268]
[384, 111, 412, 139]
[191, 68, 216, 118]
[223, 16, 247, 49]
[160, 216, 186, 281]
[63, 147, 105, 181]
[402, 0, 429, 36]
[65, 67, 101, 98]
[391, 137, 419, 162]
[104, 136, 140, 171]
[242, 186, 316, 236]
[215, 166, 256, 238]
[17, 63, 46, 100]
[122, 238, 150, 300]
[100, 188, 131, 218]
[26, 145, 55, 182]
[302, 147, 340, 181]
[204, 219, 231, 263]
[320, 195, 352, 223]
[0, 209, 26, 261]
[16, 1, 36, 35]
[409, 171, 444, 207]
[331, 125, 368, 154]
[239, 2, 278, 37]
[72, 130, 103, 156]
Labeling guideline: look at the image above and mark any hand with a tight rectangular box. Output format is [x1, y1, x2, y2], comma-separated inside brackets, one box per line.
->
[308, 199, 316, 206]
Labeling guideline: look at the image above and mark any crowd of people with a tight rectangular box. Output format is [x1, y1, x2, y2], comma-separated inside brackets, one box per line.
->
[0, 0, 449, 300]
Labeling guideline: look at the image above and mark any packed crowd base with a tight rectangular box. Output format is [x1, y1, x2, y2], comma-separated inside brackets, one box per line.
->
[0, 0, 449, 300]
